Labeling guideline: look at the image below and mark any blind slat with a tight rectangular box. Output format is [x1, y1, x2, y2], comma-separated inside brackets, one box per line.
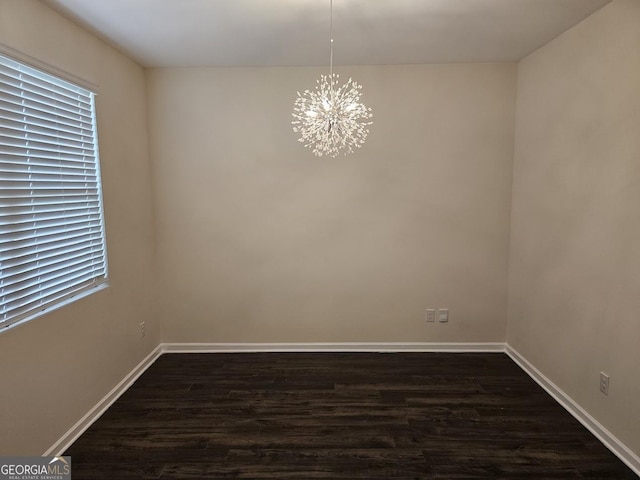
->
[0, 83, 92, 116]
[0, 137, 95, 157]
[0, 105, 93, 133]
[0, 176, 98, 185]
[0, 96, 93, 124]
[0, 150, 96, 164]
[0, 198, 99, 209]
[2, 120, 93, 144]
[0, 185, 99, 193]
[0, 60, 91, 100]
[1, 130, 95, 152]
[1, 277, 105, 327]
[1, 268, 106, 316]
[0, 83, 92, 118]
[0, 192, 100, 200]
[0, 168, 96, 179]
[1, 213, 101, 232]
[0, 215, 102, 235]
[0, 53, 107, 330]
[0, 202, 100, 217]
[0, 75, 92, 111]
[0, 110, 91, 138]
[0, 66, 89, 98]
[0, 221, 100, 249]
[1, 247, 103, 283]
[0, 158, 96, 173]
[0, 277, 104, 326]
[1, 254, 105, 292]
[1, 236, 104, 269]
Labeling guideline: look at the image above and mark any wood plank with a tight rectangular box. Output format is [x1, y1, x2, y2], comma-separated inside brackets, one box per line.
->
[65, 352, 638, 479]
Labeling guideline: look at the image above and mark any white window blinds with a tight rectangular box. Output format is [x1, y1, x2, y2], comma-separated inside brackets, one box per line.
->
[0, 53, 108, 331]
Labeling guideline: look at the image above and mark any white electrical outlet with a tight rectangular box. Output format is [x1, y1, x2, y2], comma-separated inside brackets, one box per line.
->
[140, 321, 146, 339]
[599, 372, 610, 395]
[426, 309, 436, 322]
[439, 309, 449, 323]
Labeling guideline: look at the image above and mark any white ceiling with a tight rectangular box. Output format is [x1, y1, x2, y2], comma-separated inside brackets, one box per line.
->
[44, 0, 611, 68]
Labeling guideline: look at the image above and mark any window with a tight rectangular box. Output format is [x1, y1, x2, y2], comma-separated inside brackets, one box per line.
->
[0, 53, 108, 331]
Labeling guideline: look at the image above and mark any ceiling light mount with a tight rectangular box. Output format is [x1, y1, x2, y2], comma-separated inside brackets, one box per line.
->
[292, 0, 373, 157]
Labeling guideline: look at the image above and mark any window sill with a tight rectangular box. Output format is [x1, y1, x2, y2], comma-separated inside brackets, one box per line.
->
[0, 282, 109, 336]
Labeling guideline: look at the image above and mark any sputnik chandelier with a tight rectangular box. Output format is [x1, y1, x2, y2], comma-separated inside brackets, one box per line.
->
[292, 0, 373, 157]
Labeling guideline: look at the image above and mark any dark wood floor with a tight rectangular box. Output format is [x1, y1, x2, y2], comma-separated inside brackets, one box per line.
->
[65, 353, 637, 479]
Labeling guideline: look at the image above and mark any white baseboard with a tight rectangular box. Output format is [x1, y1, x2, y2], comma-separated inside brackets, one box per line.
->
[160, 342, 506, 353]
[44, 345, 163, 457]
[506, 345, 640, 477]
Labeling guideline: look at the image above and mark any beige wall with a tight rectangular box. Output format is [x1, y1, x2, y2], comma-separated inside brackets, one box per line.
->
[0, 0, 158, 455]
[508, 0, 640, 455]
[147, 64, 516, 343]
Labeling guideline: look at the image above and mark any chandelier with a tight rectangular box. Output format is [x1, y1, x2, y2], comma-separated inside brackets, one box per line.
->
[292, 0, 373, 157]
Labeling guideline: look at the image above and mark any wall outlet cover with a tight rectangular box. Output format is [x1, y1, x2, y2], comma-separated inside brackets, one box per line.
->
[599, 372, 610, 395]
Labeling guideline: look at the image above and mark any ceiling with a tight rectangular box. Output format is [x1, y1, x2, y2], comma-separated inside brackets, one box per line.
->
[44, 0, 611, 68]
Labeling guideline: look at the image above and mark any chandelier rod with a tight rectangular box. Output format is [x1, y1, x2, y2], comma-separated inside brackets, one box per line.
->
[329, 0, 334, 79]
